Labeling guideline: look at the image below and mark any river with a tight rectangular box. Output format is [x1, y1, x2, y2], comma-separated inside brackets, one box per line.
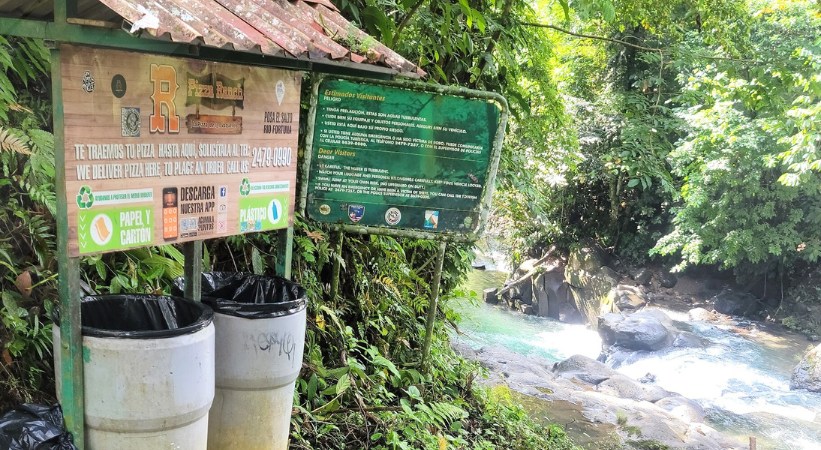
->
[452, 269, 821, 449]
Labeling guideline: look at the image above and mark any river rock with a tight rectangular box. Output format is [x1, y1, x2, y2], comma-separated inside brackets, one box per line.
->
[659, 271, 678, 288]
[553, 354, 617, 385]
[655, 395, 705, 423]
[688, 307, 716, 321]
[506, 279, 534, 305]
[598, 311, 673, 351]
[672, 331, 708, 349]
[631, 267, 652, 286]
[613, 284, 647, 310]
[565, 245, 619, 327]
[712, 289, 761, 316]
[483, 287, 499, 304]
[791, 343, 821, 392]
[597, 373, 670, 402]
[520, 304, 535, 315]
[534, 268, 577, 321]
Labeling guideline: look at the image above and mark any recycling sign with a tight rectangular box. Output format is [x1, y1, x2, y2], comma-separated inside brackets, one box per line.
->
[76, 185, 94, 209]
[240, 178, 251, 196]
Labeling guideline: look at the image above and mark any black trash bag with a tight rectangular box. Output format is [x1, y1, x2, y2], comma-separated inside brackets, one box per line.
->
[55, 295, 213, 339]
[0, 404, 76, 450]
[174, 272, 307, 319]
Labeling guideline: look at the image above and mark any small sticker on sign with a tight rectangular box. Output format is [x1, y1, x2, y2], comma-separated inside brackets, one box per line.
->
[348, 205, 364, 223]
[385, 207, 401, 226]
[276, 80, 286, 105]
[424, 210, 439, 229]
[82, 71, 95, 93]
[121, 107, 140, 137]
[111, 74, 127, 98]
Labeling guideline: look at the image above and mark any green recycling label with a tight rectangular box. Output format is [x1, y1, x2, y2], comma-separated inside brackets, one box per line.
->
[77, 206, 153, 253]
[238, 193, 289, 233]
[76, 185, 95, 209]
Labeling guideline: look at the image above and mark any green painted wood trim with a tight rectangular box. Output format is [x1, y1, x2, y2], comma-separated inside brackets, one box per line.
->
[182, 242, 203, 301]
[329, 231, 344, 300]
[51, 44, 86, 450]
[275, 226, 294, 280]
[421, 241, 447, 369]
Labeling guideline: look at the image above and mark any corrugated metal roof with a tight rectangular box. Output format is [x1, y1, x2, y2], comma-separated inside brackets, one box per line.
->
[0, 0, 425, 77]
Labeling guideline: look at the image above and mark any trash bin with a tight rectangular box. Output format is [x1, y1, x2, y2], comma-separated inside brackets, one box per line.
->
[176, 272, 307, 450]
[53, 295, 215, 450]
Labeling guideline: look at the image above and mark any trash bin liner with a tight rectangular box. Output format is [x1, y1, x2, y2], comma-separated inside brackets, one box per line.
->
[174, 272, 307, 318]
[55, 294, 213, 338]
[0, 404, 76, 450]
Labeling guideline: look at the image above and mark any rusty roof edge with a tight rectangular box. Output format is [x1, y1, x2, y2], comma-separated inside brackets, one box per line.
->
[255, 0, 349, 59]
[42, 0, 423, 78]
[309, 3, 426, 77]
[183, 0, 283, 54]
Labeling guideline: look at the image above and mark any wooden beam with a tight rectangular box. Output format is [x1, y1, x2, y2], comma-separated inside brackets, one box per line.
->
[51, 43, 86, 450]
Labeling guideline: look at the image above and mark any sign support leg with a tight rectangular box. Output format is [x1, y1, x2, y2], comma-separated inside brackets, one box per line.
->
[421, 241, 447, 369]
[52, 44, 85, 450]
[275, 226, 294, 280]
[183, 241, 202, 301]
[329, 230, 344, 300]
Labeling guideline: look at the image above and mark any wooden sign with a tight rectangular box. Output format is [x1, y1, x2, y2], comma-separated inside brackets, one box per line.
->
[60, 45, 301, 256]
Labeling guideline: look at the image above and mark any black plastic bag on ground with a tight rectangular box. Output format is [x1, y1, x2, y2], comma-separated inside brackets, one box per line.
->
[0, 404, 76, 450]
[174, 272, 307, 319]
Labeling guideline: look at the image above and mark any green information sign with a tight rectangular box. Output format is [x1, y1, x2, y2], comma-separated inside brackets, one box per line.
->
[303, 78, 506, 238]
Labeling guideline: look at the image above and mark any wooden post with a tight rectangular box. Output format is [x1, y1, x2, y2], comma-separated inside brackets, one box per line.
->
[52, 42, 86, 449]
[275, 226, 294, 280]
[329, 230, 344, 300]
[749, 437, 756, 450]
[183, 241, 202, 301]
[421, 241, 447, 368]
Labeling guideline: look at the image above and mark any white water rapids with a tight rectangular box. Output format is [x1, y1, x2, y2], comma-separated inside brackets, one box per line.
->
[453, 269, 821, 449]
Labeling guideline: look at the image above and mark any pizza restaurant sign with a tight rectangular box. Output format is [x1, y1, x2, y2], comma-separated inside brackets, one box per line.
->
[61, 45, 300, 256]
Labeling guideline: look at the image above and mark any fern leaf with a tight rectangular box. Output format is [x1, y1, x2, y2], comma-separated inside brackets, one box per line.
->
[0, 128, 31, 155]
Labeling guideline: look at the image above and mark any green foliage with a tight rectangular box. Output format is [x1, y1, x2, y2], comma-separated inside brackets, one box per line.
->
[286, 215, 576, 449]
[0, 36, 58, 411]
[654, 1, 821, 277]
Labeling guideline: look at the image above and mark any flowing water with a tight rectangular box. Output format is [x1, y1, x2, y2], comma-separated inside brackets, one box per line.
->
[453, 269, 821, 449]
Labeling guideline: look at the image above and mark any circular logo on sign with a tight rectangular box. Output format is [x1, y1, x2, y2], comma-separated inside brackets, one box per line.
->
[111, 74, 127, 98]
[76, 185, 94, 209]
[385, 207, 401, 226]
[318, 204, 331, 215]
[268, 198, 283, 225]
[90, 214, 113, 246]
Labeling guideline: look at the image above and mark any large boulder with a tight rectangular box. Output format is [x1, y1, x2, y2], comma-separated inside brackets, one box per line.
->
[711, 289, 761, 316]
[596, 373, 670, 402]
[688, 307, 717, 322]
[565, 245, 619, 327]
[534, 267, 578, 322]
[658, 271, 678, 288]
[655, 396, 705, 423]
[552, 354, 617, 385]
[791, 343, 821, 392]
[598, 310, 673, 351]
[505, 258, 537, 305]
[482, 287, 499, 304]
[631, 267, 652, 286]
[613, 284, 647, 311]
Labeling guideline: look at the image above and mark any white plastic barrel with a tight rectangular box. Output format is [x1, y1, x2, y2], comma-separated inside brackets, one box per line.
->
[54, 295, 215, 450]
[207, 307, 306, 450]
